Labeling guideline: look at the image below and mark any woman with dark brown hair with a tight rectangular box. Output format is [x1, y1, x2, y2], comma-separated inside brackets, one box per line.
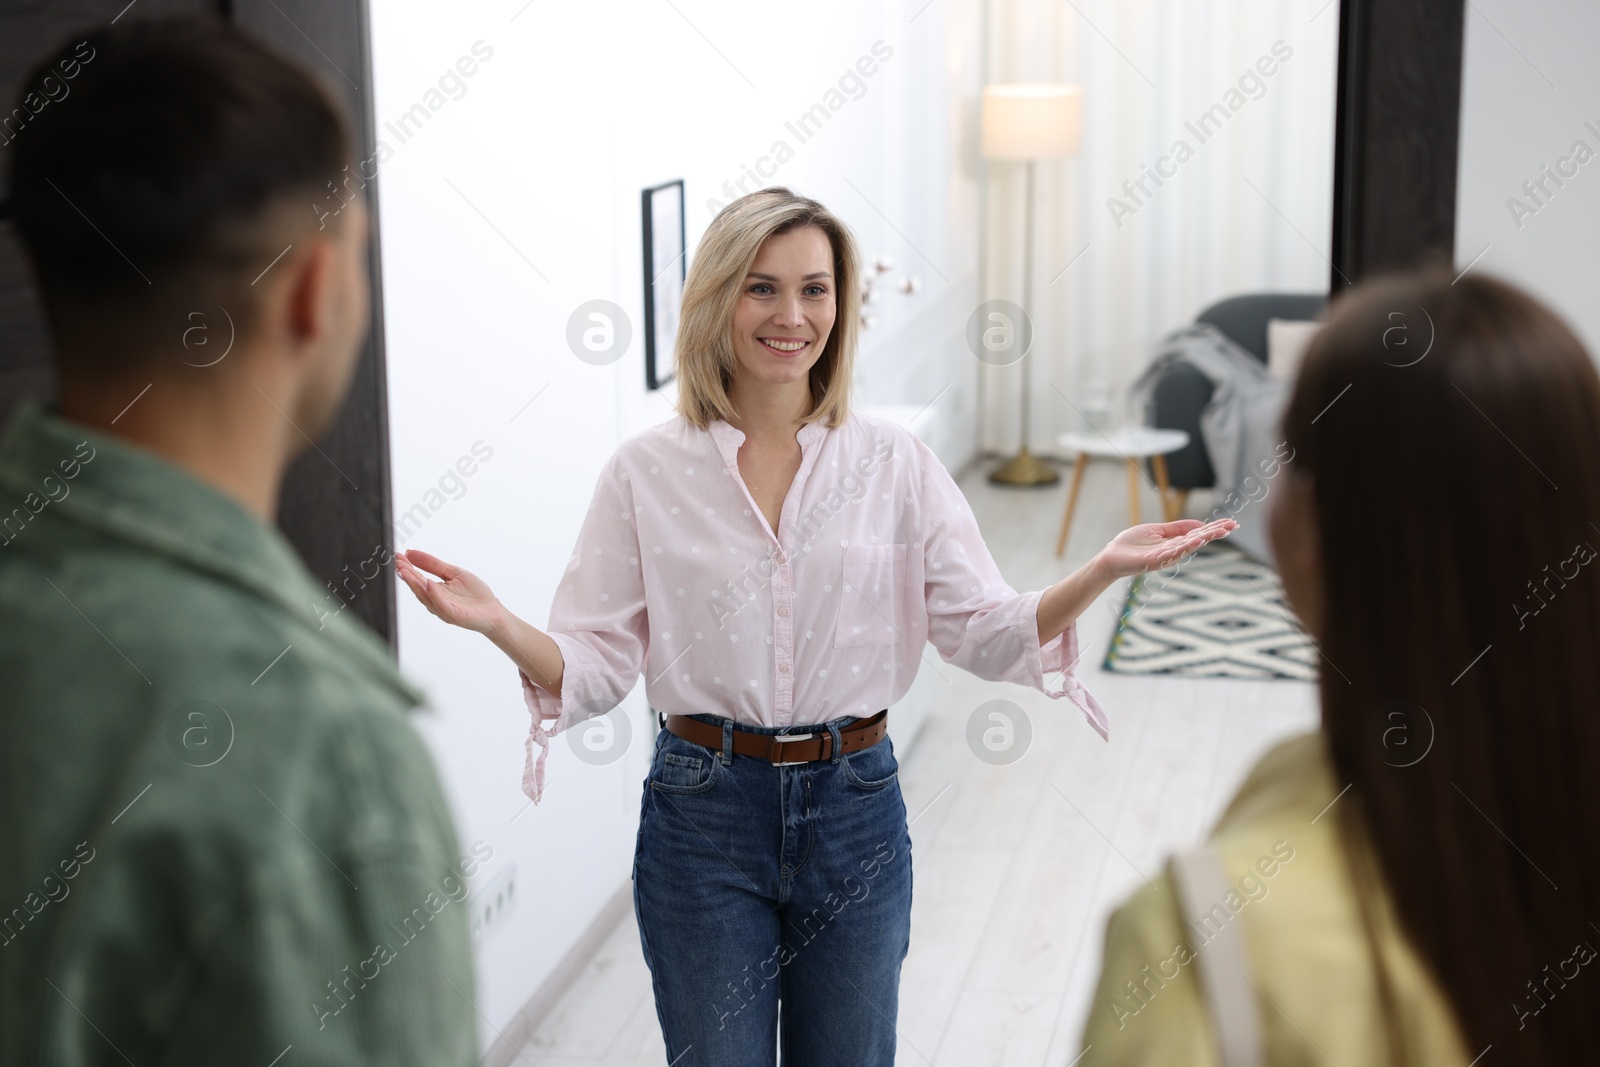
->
[1082, 268, 1600, 1064]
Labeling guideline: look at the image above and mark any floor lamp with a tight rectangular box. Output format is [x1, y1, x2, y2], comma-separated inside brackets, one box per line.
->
[982, 83, 1083, 486]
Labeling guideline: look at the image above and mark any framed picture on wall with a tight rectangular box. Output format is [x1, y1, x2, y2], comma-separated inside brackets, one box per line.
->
[642, 179, 685, 390]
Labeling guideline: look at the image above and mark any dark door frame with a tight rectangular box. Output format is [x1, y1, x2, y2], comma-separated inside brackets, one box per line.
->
[1330, 0, 1467, 287]
[233, 0, 400, 647]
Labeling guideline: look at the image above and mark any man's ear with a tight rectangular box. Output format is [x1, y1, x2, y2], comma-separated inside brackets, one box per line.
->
[282, 234, 337, 356]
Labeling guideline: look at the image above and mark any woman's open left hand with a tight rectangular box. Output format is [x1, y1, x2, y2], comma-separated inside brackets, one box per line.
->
[396, 549, 507, 635]
[1093, 518, 1239, 580]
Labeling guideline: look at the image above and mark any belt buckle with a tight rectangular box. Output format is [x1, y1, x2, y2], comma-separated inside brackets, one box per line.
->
[769, 732, 815, 766]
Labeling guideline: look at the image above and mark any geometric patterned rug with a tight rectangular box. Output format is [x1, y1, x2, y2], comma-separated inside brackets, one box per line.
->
[1102, 541, 1318, 681]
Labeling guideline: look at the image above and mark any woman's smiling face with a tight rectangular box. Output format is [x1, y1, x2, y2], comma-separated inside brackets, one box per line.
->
[730, 225, 837, 389]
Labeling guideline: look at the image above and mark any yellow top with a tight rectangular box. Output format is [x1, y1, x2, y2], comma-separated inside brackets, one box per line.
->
[1080, 731, 1474, 1065]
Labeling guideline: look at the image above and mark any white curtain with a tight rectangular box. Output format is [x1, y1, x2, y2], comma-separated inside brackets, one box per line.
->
[977, 0, 1340, 453]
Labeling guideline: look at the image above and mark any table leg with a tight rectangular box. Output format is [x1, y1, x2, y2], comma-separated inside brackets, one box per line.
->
[1152, 453, 1174, 522]
[1054, 453, 1089, 558]
[1125, 458, 1141, 526]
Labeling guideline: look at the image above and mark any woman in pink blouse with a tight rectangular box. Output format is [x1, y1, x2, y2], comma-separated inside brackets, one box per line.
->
[397, 187, 1235, 1065]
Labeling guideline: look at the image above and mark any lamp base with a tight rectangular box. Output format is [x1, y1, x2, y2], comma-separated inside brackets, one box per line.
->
[988, 446, 1060, 486]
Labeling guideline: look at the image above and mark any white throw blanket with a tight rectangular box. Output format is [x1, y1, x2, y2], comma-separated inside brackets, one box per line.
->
[1127, 324, 1292, 563]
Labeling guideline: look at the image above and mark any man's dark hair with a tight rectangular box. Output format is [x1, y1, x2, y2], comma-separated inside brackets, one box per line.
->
[7, 16, 352, 366]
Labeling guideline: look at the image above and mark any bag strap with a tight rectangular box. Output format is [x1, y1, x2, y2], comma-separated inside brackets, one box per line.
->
[1170, 846, 1264, 1067]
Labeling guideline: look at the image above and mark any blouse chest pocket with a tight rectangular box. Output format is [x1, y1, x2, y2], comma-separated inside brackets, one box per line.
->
[835, 543, 908, 647]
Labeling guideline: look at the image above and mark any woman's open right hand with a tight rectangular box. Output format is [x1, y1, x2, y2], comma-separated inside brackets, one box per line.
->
[396, 549, 507, 635]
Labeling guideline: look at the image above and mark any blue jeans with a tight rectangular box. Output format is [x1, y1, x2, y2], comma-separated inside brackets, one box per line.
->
[632, 713, 914, 1066]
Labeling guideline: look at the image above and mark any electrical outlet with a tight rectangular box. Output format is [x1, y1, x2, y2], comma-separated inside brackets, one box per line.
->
[468, 862, 515, 943]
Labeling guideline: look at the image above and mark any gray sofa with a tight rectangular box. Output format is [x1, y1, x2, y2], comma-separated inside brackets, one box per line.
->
[1147, 292, 1326, 490]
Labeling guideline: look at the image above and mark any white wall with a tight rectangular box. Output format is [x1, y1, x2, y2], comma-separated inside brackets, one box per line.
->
[368, 0, 984, 1045]
[1456, 0, 1600, 354]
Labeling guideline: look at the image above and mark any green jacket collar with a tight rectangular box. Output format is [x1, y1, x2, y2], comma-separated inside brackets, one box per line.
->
[0, 397, 423, 707]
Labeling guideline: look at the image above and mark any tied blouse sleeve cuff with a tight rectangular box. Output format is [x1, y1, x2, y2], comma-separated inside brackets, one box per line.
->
[519, 670, 563, 805]
[1030, 590, 1110, 741]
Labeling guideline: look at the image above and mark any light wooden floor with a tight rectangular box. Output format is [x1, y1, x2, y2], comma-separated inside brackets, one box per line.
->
[512, 454, 1320, 1066]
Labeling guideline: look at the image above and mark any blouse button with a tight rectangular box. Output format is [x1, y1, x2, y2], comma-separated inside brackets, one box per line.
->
[779, 663, 791, 673]
[777, 606, 790, 617]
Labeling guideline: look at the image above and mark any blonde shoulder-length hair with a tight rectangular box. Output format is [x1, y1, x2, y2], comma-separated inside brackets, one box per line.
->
[674, 187, 862, 431]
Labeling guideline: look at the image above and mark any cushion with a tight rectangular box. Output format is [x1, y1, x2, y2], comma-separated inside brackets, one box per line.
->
[1266, 318, 1323, 380]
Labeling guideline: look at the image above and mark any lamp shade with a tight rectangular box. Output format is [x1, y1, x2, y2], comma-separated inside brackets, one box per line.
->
[981, 83, 1082, 161]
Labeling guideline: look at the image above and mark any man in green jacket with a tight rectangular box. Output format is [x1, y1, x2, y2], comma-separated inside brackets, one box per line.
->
[0, 17, 477, 1065]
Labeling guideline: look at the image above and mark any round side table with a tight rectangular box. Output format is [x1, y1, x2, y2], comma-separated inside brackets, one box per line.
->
[1053, 427, 1191, 558]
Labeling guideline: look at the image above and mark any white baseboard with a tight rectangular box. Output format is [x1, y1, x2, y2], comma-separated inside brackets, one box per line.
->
[481, 880, 634, 1067]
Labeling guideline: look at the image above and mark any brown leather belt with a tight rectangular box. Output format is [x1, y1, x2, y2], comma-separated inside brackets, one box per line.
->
[664, 710, 888, 766]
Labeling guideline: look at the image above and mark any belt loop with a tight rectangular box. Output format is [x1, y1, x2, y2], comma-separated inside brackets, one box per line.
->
[721, 719, 735, 765]
[827, 721, 844, 764]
